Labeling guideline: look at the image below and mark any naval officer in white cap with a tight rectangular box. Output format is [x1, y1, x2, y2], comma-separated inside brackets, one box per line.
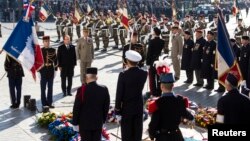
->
[115, 50, 148, 141]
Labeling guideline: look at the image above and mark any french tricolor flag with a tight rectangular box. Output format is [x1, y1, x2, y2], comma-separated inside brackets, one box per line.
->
[3, 7, 44, 80]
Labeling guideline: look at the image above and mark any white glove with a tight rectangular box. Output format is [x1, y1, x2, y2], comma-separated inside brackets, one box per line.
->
[177, 55, 182, 60]
[116, 115, 122, 123]
[241, 80, 246, 87]
[72, 125, 79, 132]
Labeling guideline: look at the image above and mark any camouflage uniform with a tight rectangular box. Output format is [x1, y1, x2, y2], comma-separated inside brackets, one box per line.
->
[93, 18, 103, 50]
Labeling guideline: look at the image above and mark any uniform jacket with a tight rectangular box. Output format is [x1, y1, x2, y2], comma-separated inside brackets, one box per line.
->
[201, 40, 216, 78]
[190, 37, 206, 69]
[4, 55, 24, 78]
[76, 37, 94, 62]
[239, 43, 250, 88]
[146, 37, 165, 66]
[171, 33, 183, 57]
[181, 38, 194, 70]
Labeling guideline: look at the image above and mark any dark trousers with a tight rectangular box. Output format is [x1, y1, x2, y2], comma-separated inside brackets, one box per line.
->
[149, 66, 161, 96]
[80, 129, 102, 141]
[121, 114, 143, 141]
[40, 77, 54, 106]
[8, 77, 22, 105]
[56, 26, 60, 40]
[194, 69, 204, 85]
[76, 25, 81, 38]
[61, 76, 73, 94]
[185, 69, 193, 82]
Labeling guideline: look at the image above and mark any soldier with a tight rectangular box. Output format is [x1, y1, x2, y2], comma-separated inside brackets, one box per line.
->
[4, 55, 24, 109]
[115, 50, 147, 141]
[76, 28, 94, 84]
[123, 32, 145, 68]
[161, 18, 171, 54]
[209, 15, 218, 40]
[93, 15, 103, 51]
[195, 15, 207, 36]
[216, 73, 250, 124]
[54, 12, 62, 42]
[74, 18, 82, 39]
[68, 13, 74, 41]
[60, 13, 69, 41]
[201, 31, 216, 90]
[119, 24, 128, 50]
[138, 17, 150, 44]
[171, 26, 183, 80]
[230, 38, 240, 61]
[239, 36, 250, 96]
[39, 36, 57, 108]
[234, 19, 245, 45]
[146, 27, 165, 96]
[57, 35, 77, 96]
[101, 15, 110, 52]
[191, 30, 206, 87]
[148, 73, 194, 141]
[72, 67, 110, 141]
[86, 16, 94, 38]
[0, 22, 2, 38]
[181, 31, 194, 83]
[182, 15, 193, 36]
[112, 14, 120, 49]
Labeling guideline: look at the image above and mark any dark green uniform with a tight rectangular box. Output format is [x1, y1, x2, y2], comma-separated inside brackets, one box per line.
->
[119, 25, 127, 49]
[55, 16, 62, 41]
[93, 19, 102, 50]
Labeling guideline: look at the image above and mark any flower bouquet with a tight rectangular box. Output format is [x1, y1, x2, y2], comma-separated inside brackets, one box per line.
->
[195, 107, 217, 128]
[37, 112, 57, 127]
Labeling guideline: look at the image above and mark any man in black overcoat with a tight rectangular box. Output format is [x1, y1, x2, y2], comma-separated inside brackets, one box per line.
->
[57, 35, 77, 96]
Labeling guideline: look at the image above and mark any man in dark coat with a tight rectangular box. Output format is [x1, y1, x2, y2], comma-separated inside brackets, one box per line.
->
[115, 50, 148, 141]
[181, 31, 194, 83]
[148, 73, 194, 141]
[57, 35, 77, 96]
[39, 36, 57, 108]
[191, 29, 206, 87]
[146, 27, 165, 96]
[239, 36, 250, 96]
[216, 73, 250, 124]
[4, 55, 24, 108]
[72, 67, 110, 141]
[201, 31, 216, 90]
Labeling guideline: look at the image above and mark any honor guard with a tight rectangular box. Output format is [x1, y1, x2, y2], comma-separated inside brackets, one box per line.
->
[39, 36, 57, 108]
[234, 18, 246, 45]
[54, 12, 62, 42]
[72, 15, 83, 39]
[68, 13, 74, 41]
[111, 14, 120, 49]
[118, 23, 127, 50]
[86, 16, 94, 38]
[101, 15, 110, 52]
[139, 17, 150, 45]
[93, 15, 103, 51]
[160, 18, 171, 54]
[60, 13, 69, 40]
[123, 32, 145, 68]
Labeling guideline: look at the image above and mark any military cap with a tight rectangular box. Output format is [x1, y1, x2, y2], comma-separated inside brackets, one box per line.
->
[174, 21, 179, 25]
[163, 17, 169, 21]
[238, 18, 242, 21]
[171, 26, 179, 30]
[152, 19, 157, 23]
[226, 73, 239, 87]
[160, 73, 175, 83]
[43, 36, 50, 40]
[195, 29, 203, 34]
[86, 67, 98, 75]
[207, 31, 214, 36]
[184, 30, 191, 35]
[230, 38, 236, 42]
[125, 50, 142, 62]
[242, 36, 250, 40]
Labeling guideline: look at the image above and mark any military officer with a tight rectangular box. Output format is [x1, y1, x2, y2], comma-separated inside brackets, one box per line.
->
[181, 31, 194, 83]
[39, 36, 57, 108]
[191, 30, 206, 87]
[115, 50, 148, 141]
[171, 26, 183, 80]
[239, 36, 250, 96]
[4, 55, 24, 109]
[216, 73, 250, 124]
[123, 32, 145, 68]
[57, 35, 77, 96]
[72, 67, 110, 141]
[148, 73, 194, 141]
[54, 12, 62, 42]
[201, 31, 216, 90]
[161, 18, 171, 54]
[234, 19, 246, 45]
[76, 28, 94, 84]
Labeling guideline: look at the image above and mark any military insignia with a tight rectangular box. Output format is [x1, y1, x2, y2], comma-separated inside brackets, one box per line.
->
[194, 43, 200, 50]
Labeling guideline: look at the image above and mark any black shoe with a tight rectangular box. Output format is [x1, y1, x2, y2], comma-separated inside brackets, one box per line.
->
[49, 105, 55, 109]
[215, 88, 225, 93]
[119, 48, 123, 50]
[63, 93, 67, 97]
[203, 85, 214, 90]
[184, 80, 192, 84]
[94, 48, 99, 51]
[67, 93, 72, 96]
[10, 105, 15, 109]
[193, 83, 203, 87]
[101, 49, 107, 52]
[112, 46, 118, 49]
[174, 77, 179, 81]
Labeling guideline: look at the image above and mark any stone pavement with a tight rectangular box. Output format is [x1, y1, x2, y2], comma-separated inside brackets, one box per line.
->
[0, 9, 249, 141]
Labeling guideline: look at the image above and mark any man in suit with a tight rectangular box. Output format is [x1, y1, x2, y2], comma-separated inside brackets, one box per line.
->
[115, 50, 148, 141]
[76, 27, 94, 84]
[57, 35, 77, 96]
[39, 36, 57, 108]
[171, 26, 183, 80]
[72, 67, 110, 141]
[148, 73, 194, 141]
[4, 55, 24, 108]
[146, 27, 165, 96]
[216, 73, 250, 124]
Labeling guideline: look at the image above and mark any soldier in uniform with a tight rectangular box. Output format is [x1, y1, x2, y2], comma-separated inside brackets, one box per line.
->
[57, 35, 77, 96]
[146, 27, 165, 96]
[68, 13, 74, 41]
[234, 19, 245, 45]
[4, 55, 24, 109]
[216, 73, 250, 124]
[181, 31, 194, 83]
[195, 15, 207, 36]
[161, 18, 171, 54]
[138, 17, 150, 44]
[201, 31, 216, 90]
[72, 67, 110, 141]
[39, 36, 57, 108]
[112, 14, 120, 49]
[209, 15, 218, 41]
[123, 32, 145, 68]
[54, 12, 62, 42]
[148, 73, 194, 141]
[101, 15, 110, 52]
[115, 50, 148, 141]
[191, 30, 206, 87]
[60, 13, 69, 41]
[239, 36, 250, 96]
[93, 15, 103, 51]
[76, 28, 94, 84]
[171, 26, 183, 80]
[182, 15, 193, 36]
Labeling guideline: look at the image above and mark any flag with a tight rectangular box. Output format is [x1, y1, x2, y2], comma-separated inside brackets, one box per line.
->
[23, 2, 35, 19]
[232, 0, 239, 16]
[3, 18, 44, 80]
[39, 4, 51, 22]
[172, 0, 177, 20]
[217, 9, 242, 86]
[74, 1, 84, 23]
[119, 7, 129, 29]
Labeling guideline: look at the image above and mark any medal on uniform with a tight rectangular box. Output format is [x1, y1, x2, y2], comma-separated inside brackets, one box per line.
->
[206, 47, 210, 54]
[195, 44, 200, 50]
